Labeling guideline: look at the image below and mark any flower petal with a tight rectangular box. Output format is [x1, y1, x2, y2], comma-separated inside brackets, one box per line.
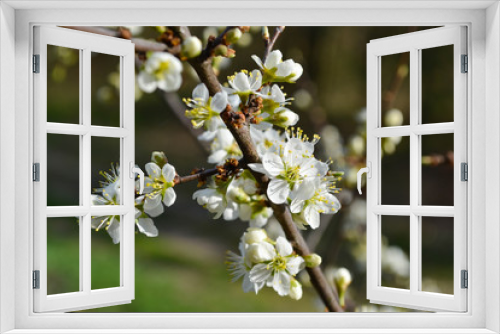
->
[145, 162, 162, 180]
[137, 71, 157, 93]
[107, 218, 121, 244]
[273, 270, 291, 296]
[136, 218, 159, 237]
[262, 153, 284, 177]
[249, 263, 272, 283]
[265, 50, 282, 69]
[275, 236, 293, 256]
[267, 178, 289, 204]
[210, 91, 228, 113]
[192, 83, 209, 102]
[162, 163, 176, 182]
[286, 256, 305, 275]
[162, 187, 176, 207]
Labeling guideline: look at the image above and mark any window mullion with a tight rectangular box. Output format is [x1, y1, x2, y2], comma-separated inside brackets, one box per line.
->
[409, 48, 421, 294]
[81, 47, 92, 294]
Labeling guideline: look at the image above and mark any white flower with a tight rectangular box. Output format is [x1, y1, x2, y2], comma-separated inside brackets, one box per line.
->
[252, 50, 303, 83]
[227, 70, 262, 100]
[239, 202, 273, 228]
[249, 236, 305, 296]
[184, 83, 229, 130]
[138, 52, 183, 93]
[143, 161, 177, 217]
[250, 126, 285, 157]
[227, 241, 265, 294]
[208, 129, 242, 164]
[290, 178, 341, 229]
[248, 130, 327, 204]
[192, 187, 227, 219]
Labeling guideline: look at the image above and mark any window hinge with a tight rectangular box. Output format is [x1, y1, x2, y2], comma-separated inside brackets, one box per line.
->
[461, 270, 468, 289]
[461, 54, 468, 73]
[33, 163, 40, 182]
[33, 270, 40, 289]
[461, 162, 468, 181]
[33, 54, 40, 73]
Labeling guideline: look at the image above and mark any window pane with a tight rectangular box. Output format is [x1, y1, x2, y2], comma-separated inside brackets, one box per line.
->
[381, 215, 410, 290]
[91, 215, 121, 290]
[91, 52, 121, 127]
[47, 45, 80, 124]
[91, 137, 121, 205]
[421, 133, 454, 206]
[47, 217, 80, 295]
[421, 45, 454, 124]
[381, 136, 410, 205]
[421, 217, 454, 294]
[47, 134, 80, 206]
[380, 52, 410, 127]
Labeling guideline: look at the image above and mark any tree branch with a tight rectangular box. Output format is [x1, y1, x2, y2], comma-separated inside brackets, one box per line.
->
[263, 26, 285, 63]
[186, 26, 343, 312]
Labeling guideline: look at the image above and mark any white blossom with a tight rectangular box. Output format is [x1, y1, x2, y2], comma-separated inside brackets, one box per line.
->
[207, 129, 243, 165]
[143, 161, 177, 217]
[138, 52, 183, 93]
[184, 83, 229, 131]
[252, 50, 303, 83]
[249, 236, 305, 297]
[226, 241, 265, 294]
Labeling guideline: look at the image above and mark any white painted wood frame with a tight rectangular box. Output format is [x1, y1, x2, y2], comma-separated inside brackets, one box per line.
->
[366, 26, 467, 312]
[32, 26, 136, 313]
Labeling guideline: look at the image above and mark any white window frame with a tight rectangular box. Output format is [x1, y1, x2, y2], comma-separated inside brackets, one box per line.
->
[33, 26, 136, 313]
[366, 26, 467, 312]
[0, 1, 499, 333]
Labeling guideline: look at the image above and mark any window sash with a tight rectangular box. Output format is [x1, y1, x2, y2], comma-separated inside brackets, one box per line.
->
[366, 26, 468, 312]
[32, 26, 136, 313]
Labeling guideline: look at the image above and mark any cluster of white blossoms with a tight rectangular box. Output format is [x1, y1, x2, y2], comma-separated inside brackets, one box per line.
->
[227, 228, 305, 299]
[91, 152, 178, 244]
[184, 50, 342, 299]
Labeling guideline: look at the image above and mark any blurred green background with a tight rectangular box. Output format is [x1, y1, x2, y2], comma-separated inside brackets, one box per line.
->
[46, 26, 455, 312]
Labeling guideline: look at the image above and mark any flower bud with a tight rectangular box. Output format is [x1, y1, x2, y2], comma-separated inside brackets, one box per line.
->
[151, 151, 168, 167]
[275, 109, 299, 127]
[225, 28, 242, 44]
[289, 279, 303, 300]
[214, 44, 228, 57]
[304, 253, 322, 268]
[246, 242, 273, 263]
[181, 36, 202, 59]
[262, 26, 270, 40]
[243, 228, 267, 245]
[333, 267, 352, 308]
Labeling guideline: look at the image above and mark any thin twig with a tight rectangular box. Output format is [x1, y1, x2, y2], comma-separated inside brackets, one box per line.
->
[263, 26, 285, 63]
[62, 26, 169, 52]
[174, 167, 218, 185]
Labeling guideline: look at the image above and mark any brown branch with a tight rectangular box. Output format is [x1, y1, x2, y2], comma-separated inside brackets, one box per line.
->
[62, 26, 169, 53]
[263, 26, 286, 63]
[174, 167, 218, 185]
[186, 26, 342, 312]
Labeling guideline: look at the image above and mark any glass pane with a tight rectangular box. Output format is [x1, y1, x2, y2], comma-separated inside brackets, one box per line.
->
[421, 45, 454, 124]
[47, 134, 80, 206]
[421, 217, 454, 294]
[381, 215, 410, 290]
[381, 136, 410, 205]
[91, 52, 121, 127]
[47, 217, 80, 295]
[91, 215, 121, 289]
[47, 45, 80, 124]
[381, 52, 410, 127]
[421, 133, 454, 206]
[91, 137, 121, 205]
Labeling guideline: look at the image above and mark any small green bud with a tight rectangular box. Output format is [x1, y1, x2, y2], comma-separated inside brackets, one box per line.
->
[304, 253, 322, 268]
[262, 26, 270, 40]
[214, 44, 228, 57]
[181, 36, 202, 59]
[225, 28, 242, 44]
[151, 151, 168, 167]
[333, 267, 352, 308]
